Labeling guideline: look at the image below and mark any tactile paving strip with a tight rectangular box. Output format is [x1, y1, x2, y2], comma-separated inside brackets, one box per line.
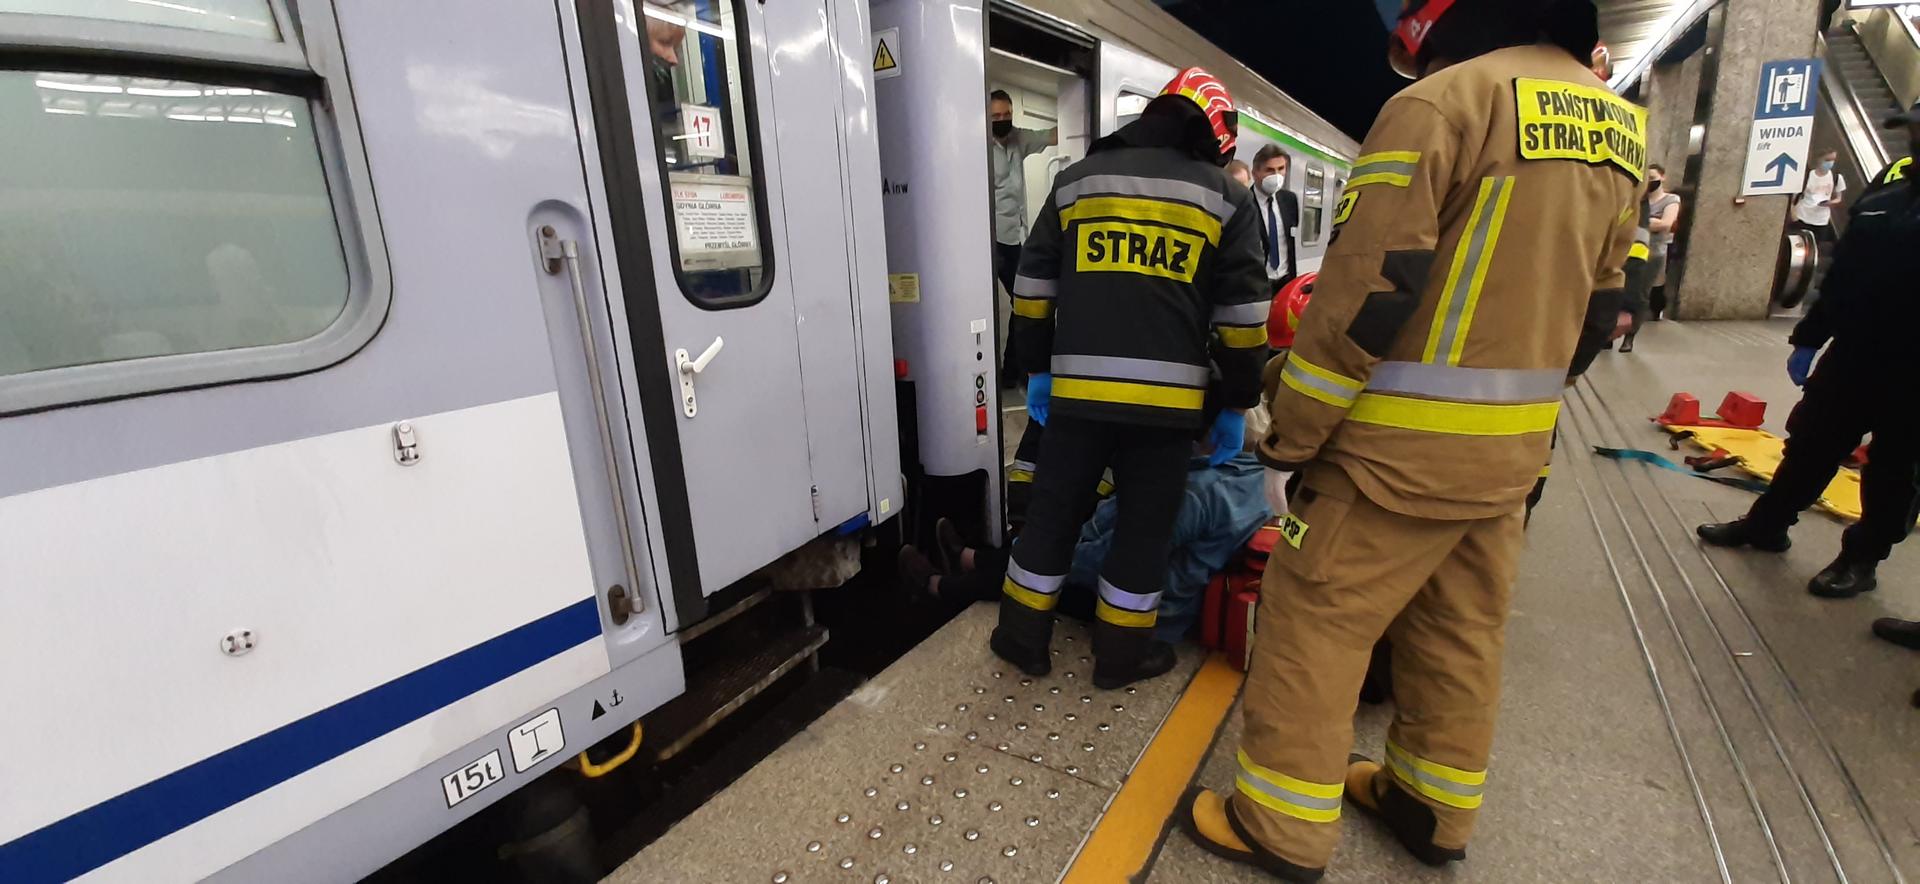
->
[613, 603, 1204, 883]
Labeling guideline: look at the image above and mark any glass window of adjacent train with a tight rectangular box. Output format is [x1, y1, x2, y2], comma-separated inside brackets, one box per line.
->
[0, 2, 384, 413]
[1301, 162, 1326, 243]
[637, 0, 772, 307]
[0, 0, 280, 40]
[0, 71, 349, 379]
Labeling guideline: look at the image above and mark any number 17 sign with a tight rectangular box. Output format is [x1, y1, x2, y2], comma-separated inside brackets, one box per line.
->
[682, 103, 725, 160]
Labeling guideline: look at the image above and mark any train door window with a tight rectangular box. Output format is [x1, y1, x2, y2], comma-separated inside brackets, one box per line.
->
[0, 0, 279, 39]
[635, 0, 773, 308]
[1301, 162, 1326, 243]
[0, 3, 386, 414]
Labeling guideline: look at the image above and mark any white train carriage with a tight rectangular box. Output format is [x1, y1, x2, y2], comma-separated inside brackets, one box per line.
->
[0, 0, 1353, 880]
[1, 0, 894, 880]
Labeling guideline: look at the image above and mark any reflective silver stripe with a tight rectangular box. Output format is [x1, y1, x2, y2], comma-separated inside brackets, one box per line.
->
[1097, 577, 1162, 612]
[1010, 459, 1037, 473]
[1367, 362, 1566, 403]
[1211, 300, 1271, 326]
[1280, 358, 1361, 407]
[1385, 744, 1484, 798]
[1013, 274, 1056, 298]
[1055, 173, 1236, 224]
[1429, 176, 1512, 364]
[1051, 355, 1209, 387]
[1235, 773, 1343, 812]
[1349, 159, 1417, 180]
[1006, 558, 1066, 595]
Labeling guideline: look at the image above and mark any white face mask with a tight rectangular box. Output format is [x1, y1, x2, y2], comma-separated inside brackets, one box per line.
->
[1258, 174, 1285, 196]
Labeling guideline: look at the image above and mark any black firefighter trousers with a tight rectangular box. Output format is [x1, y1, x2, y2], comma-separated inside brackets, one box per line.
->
[995, 416, 1190, 670]
[1747, 346, 1920, 563]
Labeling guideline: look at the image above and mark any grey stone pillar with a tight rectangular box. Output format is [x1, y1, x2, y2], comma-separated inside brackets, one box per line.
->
[1674, 0, 1821, 319]
[1646, 54, 1704, 172]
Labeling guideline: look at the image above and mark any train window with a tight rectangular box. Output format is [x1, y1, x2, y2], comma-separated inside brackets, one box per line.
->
[0, 70, 349, 382]
[636, 0, 773, 308]
[1301, 162, 1326, 243]
[0, 0, 280, 40]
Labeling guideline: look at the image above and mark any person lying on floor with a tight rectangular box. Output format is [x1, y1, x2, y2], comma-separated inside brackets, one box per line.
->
[901, 441, 1272, 644]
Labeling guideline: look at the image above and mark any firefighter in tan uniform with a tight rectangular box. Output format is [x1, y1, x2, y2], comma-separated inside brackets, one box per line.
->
[1177, 0, 1644, 879]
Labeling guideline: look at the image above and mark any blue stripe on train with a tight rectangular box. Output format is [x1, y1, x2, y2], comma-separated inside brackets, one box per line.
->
[0, 597, 601, 883]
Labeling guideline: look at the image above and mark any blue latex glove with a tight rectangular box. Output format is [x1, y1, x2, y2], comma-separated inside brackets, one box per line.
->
[1026, 373, 1051, 426]
[1786, 346, 1817, 387]
[1206, 410, 1246, 466]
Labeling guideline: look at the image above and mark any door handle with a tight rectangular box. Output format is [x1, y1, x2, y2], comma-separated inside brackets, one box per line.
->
[676, 337, 725, 417]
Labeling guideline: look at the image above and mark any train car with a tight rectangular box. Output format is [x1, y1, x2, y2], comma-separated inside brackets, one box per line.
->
[876, 0, 1358, 545]
[0, 0, 1349, 880]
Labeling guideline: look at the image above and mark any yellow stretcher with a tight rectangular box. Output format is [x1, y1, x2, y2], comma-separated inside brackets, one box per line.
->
[1663, 425, 1868, 522]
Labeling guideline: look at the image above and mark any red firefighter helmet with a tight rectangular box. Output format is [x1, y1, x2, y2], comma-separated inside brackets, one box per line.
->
[1159, 67, 1238, 158]
[1268, 272, 1316, 349]
[1388, 0, 1460, 79]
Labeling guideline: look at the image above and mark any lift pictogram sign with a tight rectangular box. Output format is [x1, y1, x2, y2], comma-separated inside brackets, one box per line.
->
[873, 27, 901, 80]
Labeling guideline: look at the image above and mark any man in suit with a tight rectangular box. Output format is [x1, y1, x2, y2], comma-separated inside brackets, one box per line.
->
[1250, 144, 1299, 287]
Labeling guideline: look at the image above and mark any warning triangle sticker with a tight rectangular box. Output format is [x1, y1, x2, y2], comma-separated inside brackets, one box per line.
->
[591, 700, 607, 720]
[874, 39, 897, 74]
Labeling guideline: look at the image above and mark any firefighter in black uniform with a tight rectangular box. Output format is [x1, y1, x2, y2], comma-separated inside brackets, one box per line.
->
[1698, 151, 1920, 599]
[994, 67, 1270, 689]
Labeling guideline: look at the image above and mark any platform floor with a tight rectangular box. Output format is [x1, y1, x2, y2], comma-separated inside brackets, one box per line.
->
[611, 320, 1920, 883]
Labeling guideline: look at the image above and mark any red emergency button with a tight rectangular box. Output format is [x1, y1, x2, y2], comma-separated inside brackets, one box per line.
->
[976, 405, 990, 434]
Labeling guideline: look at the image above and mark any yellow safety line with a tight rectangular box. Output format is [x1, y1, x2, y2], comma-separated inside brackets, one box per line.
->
[1061, 653, 1245, 884]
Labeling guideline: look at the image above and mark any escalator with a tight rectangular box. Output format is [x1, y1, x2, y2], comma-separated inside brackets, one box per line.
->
[1782, 8, 1916, 307]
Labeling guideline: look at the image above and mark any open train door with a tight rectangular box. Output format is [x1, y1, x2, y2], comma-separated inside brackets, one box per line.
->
[870, 0, 1002, 543]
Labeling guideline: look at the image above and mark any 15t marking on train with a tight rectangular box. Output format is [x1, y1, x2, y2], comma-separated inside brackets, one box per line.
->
[441, 750, 506, 808]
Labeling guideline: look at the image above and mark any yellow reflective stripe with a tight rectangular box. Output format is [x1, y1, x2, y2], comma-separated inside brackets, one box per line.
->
[1446, 179, 1514, 366]
[1347, 171, 1411, 189]
[1009, 469, 1034, 484]
[1538, 463, 1552, 478]
[1886, 157, 1911, 183]
[1349, 393, 1560, 436]
[1059, 196, 1222, 246]
[1003, 578, 1059, 611]
[1216, 324, 1268, 349]
[1355, 150, 1421, 165]
[1278, 354, 1363, 409]
[1628, 242, 1650, 261]
[1234, 750, 1342, 823]
[1053, 377, 1205, 410]
[1012, 296, 1053, 319]
[1424, 176, 1514, 365]
[1385, 740, 1484, 810]
[1095, 599, 1157, 628]
[1097, 475, 1115, 496]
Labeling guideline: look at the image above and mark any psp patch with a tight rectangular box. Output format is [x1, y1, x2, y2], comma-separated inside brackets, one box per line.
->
[1514, 77, 1648, 181]
[1276, 512, 1310, 549]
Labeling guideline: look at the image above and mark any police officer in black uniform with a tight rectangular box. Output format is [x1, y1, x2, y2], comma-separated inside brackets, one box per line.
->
[1698, 145, 1920, 600]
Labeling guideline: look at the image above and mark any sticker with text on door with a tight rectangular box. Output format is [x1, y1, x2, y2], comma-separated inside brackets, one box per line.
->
[440, 750, 505, 808]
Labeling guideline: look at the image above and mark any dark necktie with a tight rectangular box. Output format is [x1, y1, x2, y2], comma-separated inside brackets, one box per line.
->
[1265, 198, 1281, 270]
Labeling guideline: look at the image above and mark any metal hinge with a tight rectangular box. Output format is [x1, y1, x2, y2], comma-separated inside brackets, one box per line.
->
[392, 422, 421, 466]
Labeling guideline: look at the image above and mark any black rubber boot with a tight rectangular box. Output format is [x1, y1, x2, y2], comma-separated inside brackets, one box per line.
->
[990, 601, 1053, 677]
[1091, 621, 1177, 690]
[1344, 756, 1467, 868]
[1808, 556, 1878, 598]
[1696, 518, 1792, 552]
[1872, 618, 1920, 650]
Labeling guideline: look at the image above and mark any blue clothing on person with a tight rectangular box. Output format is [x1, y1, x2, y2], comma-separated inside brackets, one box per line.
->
[1065, 452, 1271, 642]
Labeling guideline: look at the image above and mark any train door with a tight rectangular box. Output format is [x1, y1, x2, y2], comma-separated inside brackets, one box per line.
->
[585, 0, 897, 613]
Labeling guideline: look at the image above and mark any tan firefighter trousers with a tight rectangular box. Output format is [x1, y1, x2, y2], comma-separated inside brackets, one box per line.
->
[1230, 463, 1525, 868]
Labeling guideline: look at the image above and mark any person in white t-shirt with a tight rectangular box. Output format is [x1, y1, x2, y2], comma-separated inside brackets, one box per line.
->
[1792, 149, 1846, 244]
